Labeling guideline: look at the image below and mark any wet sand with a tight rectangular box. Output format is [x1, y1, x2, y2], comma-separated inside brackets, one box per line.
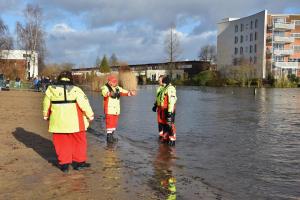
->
[0, 90, 224, 200]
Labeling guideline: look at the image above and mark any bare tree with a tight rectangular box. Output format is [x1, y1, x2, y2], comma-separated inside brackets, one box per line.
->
[164, 24, 181, 62]
[16, 4, 46, 73]
[0, 18, 13, 50]
[198, 45, 216, 62]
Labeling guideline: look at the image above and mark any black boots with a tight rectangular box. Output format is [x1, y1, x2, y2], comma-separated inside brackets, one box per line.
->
[59, 162, 91, 172]
[107, 133, 118, 143]
[59, 164, 70, 173]
[73, 162, 91, 170]
[168, 140, 176, 146]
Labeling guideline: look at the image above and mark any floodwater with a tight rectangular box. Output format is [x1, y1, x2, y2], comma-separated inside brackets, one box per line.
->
[86, 86, 300, 200]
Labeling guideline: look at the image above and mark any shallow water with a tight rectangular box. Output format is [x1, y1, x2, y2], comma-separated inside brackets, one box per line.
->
[87, 86, 300, 200]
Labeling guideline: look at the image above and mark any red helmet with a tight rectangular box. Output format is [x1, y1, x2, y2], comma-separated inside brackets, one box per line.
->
[107, 75, 118, 85]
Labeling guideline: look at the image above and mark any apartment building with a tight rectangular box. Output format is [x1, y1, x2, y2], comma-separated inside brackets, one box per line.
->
[217, 10, 300, 79]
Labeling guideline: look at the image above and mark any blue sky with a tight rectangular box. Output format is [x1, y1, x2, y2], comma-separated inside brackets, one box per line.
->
[0, 0, 300, 67]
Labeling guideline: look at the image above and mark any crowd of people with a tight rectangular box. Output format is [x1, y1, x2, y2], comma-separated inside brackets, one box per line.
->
[42, 70, 177, 173]
[33, 76, 52, 92]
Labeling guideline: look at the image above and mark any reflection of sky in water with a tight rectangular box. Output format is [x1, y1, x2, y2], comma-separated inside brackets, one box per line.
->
[87, 87, 300, 200]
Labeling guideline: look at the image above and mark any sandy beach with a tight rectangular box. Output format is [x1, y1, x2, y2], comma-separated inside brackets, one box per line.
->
[0, 91, 141, 200]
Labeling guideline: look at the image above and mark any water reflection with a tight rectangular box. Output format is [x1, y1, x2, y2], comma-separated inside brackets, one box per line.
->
[152, 144, 177, 200]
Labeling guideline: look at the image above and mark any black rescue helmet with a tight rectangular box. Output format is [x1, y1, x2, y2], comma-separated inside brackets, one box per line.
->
[58, 71, 73, 84]
[162, 76, 170, 85]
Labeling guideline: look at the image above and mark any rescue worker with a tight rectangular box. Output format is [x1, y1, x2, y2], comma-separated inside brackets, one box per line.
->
[159, 76, 177, 146]
[101, 75, 136, 143]
[43, 71, 94, 173]
[152, 75, 165, 140]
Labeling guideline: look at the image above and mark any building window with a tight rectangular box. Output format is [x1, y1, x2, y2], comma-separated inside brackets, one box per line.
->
[255, 19, 258, 28]
[250, 45, 253, 53]
[240, 47, 243, 55]
[250, 21, 253, 29]
[253, 56, 257, 64]
[274, 56, 284, 62]
[273, 17, 285, 23]
[235, 47, 238, 55]
[250, 56, 253, 63]
[274, 31, 284, 36]
[235, 25, 238, 32]
[294, 20, 300, 26]
[250, 33, 253, 41]
[240, 24, 244, 32]
[291, 33, 300, 38]
[293, 45, 300, 53]
[240, 35, 243, 43]
[254, 32, 257, 40]
[233, 58, 238, 66]
[234, 36, 238, 43]
[254, 44, 257, 53]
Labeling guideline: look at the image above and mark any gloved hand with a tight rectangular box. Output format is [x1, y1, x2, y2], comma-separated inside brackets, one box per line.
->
[110, 89, 120, 99]
[152, 103, 157, 112]
[166, 112, 173, 126]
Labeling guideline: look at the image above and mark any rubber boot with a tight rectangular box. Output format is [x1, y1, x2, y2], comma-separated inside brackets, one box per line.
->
[60, 164, 69, 173]
[107, 133, 118, 143]
[73, 162, 91, 170]
[168, 140, 176, 146]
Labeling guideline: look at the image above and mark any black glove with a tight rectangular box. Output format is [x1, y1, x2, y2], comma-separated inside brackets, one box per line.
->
[166, 112, 173, 125]
[152, 103, 157, 112]
[110, 88, 120, 99]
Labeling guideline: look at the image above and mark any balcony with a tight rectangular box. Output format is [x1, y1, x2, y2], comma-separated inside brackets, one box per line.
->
[273, 49, 294, 55]
[273, 36, 294, 43]
[273, 22, 295, 30]
[274, 62, 299, 69]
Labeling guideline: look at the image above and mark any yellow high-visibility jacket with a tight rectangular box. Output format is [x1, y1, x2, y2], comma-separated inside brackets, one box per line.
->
[160, 84, 177, 113]
[43, 84, 94, 133]
[101, 83, 131, 115]
[155, 85, 164, 106]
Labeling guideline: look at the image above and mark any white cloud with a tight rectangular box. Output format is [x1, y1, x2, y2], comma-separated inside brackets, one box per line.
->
[31, 0, 300, 66]
[52, 23, 75, 34]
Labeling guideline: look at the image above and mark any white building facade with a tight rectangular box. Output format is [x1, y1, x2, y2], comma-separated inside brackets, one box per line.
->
[0, 50, 38, 79]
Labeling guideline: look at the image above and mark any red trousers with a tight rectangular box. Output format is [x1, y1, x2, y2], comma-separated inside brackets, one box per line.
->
[53, 131, 87, 165]
[105, 114, 119, 133]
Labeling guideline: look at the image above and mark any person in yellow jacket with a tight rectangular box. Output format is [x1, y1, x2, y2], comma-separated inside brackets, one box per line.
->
[152, 75, 165, 139]
[159, 76, 177, 146]
[101, 75, 136, 143]
[43, 71, 94, 173]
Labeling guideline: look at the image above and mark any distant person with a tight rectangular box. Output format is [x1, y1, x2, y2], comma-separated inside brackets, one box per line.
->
[43, 71, 94, 173]
[33, 76, 40, 92]
[15, 77, 21, 88]
[157, 76, 177, 146]
[101, 75, 136, 143]
[152, 75, 165, 140]
[5, 77, 10, 89]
